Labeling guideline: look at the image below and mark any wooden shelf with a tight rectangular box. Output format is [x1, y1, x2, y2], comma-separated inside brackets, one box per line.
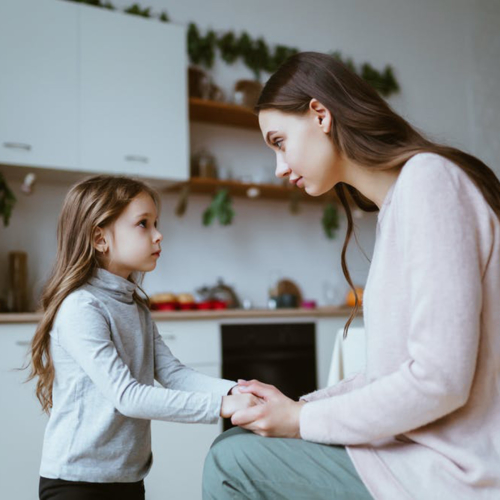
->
[189, 97, 259, 129]
[164, 177, 337, 204]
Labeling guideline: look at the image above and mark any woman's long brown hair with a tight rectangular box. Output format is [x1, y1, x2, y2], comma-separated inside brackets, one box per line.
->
[27, 175, 160, 413]
[256, 51, 500, 338]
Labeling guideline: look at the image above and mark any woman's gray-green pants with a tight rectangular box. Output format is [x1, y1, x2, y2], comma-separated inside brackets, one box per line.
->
[202, 427, 373, 500]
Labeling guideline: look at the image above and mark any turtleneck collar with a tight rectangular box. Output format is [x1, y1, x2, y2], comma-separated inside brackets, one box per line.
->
[88, 268, 137, 304]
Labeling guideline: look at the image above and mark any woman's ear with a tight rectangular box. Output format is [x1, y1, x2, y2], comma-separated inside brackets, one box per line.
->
[93, 227, 108, 254]
[309, 98, 332, 134]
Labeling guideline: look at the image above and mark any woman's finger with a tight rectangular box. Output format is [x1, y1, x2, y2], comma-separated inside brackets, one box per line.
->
[231, 404, 264, 427]
[238, 381, 279, 400]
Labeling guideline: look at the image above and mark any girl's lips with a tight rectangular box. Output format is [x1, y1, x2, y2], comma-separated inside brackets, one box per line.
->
[296, 177, 304, 188]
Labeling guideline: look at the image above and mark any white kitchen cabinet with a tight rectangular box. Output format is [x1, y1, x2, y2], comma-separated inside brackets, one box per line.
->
[0, 323, 47, 500]
[315, 317, 364, 388]
[146, 321, 224, 500]
[0, 0, 79, 171]
[79, 5, 189, 180]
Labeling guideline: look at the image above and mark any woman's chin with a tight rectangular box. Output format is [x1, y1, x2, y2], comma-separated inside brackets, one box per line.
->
[304, 184, 326, 197]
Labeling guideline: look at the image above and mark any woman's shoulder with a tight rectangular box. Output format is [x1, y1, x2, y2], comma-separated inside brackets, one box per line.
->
[400, 152, 464, 187]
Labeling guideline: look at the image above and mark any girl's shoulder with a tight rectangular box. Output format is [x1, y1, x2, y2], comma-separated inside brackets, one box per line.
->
[55, 286, 108, 326]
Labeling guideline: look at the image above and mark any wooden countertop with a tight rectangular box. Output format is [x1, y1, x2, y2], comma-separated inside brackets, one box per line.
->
[0, 306, 356, 324]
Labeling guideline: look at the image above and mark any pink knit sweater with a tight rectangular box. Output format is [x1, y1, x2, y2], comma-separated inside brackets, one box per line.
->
[300, 153, 500, 499]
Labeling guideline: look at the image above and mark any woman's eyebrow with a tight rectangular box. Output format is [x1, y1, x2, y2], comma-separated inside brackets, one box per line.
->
[265, 130, 278, 146]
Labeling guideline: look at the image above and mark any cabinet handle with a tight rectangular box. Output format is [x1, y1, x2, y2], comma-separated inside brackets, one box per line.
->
[3, 142, 32, 151]
[162, 334, 177, 341]
[15, 340, 30, 346]
[125, 155, 149, 163]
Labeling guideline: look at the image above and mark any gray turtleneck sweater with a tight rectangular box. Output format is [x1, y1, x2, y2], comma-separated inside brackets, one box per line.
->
[39, 268, 236, 483]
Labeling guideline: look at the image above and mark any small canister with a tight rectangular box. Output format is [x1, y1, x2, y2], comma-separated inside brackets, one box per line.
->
[8, 251, 28, 312]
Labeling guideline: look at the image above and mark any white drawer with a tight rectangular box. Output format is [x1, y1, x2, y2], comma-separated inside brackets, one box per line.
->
[155, 320, 221, 366]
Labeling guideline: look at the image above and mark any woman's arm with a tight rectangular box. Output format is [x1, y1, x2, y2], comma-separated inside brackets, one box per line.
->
[299, 159, 486, 445]
[299, 371, 367, 402]
[152, 323, 236, 396]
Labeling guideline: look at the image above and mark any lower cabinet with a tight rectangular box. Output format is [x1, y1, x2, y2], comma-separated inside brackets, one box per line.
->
[0, 316, 362, 500]
[0, 323, 47, 500]
[145, 364, 222, 500]
[0, 321, 223, 500]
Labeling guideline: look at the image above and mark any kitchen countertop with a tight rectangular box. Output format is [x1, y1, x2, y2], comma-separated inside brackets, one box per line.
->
[0, 306, 357, 324]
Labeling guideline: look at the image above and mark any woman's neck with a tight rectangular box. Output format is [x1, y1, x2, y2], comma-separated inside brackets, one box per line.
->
[340, 159, 400, 209]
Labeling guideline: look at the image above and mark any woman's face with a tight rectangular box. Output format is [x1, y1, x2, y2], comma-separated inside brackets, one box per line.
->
[258, 102, 343, 196]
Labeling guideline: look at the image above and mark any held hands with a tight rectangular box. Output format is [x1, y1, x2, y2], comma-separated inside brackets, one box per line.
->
[220, 393, 263, 419]
[230, 379, 306, 439]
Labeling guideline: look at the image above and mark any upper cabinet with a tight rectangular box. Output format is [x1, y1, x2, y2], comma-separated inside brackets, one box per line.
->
[0, 0, 79, 171]
[0, 0, 189, 181]
[79, 6, 188, 180]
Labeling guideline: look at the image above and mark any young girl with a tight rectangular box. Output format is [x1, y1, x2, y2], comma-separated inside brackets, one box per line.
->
[28, 175, 258, 500]
[203, 52, 500, 499]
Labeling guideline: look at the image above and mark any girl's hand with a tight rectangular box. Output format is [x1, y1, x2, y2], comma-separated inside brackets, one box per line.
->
[231, 379, 306, 438]
[220, 393, 263, 418]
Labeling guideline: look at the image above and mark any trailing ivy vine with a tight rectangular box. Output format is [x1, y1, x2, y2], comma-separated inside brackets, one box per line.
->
[63, 0, 400, 97]
[0, 173, 17, 227]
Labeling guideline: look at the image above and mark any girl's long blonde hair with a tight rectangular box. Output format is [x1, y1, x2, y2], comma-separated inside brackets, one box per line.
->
[256, 52, 500, 337]
[27, 175, 160, 413]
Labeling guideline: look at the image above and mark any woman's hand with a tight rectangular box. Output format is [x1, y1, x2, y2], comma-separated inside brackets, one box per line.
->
[220, 393, 262, 418]
[231, 379, 306, 438]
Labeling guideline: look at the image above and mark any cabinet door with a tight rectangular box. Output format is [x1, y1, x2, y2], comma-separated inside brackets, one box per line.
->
[315, 317, 364, 388]
[145, 364, 222, 500]
[79, 6, 189, 180]
[0, 324, 48, 500]
[0, 0, 78, 170]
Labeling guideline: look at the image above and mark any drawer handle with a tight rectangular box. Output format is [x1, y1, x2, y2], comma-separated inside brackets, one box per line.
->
[3, 142, 32, 151]
[125, 155, 149, 163]
[162, 334, 177, 341]
[15, 340, 30, 346]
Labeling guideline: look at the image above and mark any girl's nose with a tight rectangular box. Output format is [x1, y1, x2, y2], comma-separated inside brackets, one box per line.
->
[154, 229, 163, 242]
[275, 153, 291, 178]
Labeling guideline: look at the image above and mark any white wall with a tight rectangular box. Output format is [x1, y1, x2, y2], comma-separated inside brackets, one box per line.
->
[1, 0, 498, 310]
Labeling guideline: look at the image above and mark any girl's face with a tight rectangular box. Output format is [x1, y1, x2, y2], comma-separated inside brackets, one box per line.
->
[96, 192, 163, 279]
[258, 102, 344, 196]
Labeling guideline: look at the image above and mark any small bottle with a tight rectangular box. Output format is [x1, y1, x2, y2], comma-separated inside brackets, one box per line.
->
[8, 251, 28, 312]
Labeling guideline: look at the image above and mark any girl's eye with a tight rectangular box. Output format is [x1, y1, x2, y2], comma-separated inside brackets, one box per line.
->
[274, 140, 283, 151]
[139, 220, 147, 228]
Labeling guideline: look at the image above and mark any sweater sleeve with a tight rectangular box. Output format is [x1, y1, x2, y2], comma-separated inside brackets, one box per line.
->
[300, 371, 367, 402]
[300, 157, 484, 445]
[55, 294, 223, 424]
[153, 322, 236, 396]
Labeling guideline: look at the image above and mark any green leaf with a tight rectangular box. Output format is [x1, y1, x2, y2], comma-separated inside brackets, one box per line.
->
[322, 203, 339, 239]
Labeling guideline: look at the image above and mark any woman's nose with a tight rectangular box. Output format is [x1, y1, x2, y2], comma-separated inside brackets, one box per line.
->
[275, 154, 291, 178]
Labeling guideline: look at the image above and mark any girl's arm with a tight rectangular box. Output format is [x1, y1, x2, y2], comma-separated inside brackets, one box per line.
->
[55, 294, 227, 424]
[152, 323, 237, 396]
[300, 158, 486, 445]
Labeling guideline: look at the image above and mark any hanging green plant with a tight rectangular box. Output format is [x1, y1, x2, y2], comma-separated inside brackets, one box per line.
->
[322, 203, 340, 239]
[188, 23, 217, 69]
[63, 0, 401, 97]
[124, 3, 151, 18]
[0, 173, 17, 227]
[203, 189, 235, 226]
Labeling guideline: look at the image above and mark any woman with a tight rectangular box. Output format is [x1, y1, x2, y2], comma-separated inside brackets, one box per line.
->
[202, 52, 500, 499]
